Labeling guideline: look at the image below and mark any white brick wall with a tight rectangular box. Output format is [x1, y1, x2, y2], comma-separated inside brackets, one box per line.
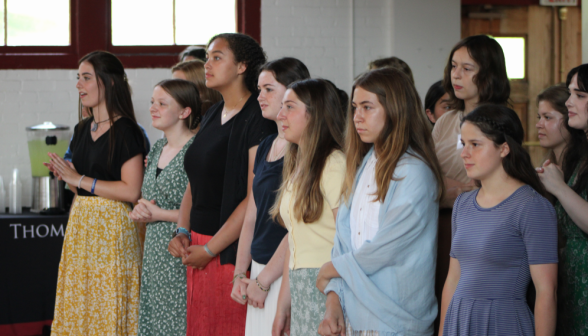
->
[0, 0, 460, 207]
[0, 69, 170, 207]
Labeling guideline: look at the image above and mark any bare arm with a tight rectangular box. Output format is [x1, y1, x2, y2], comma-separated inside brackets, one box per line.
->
[48, 152, 144, 203]
[256, 235, 289, 287]
[539, 161, 588, 233]
[272, 246, 292, 336]
[168, 183, 191, 258]
[438, 257, 461, 335]
[231, 192, 257, 305]
[531, 263, 557, 336]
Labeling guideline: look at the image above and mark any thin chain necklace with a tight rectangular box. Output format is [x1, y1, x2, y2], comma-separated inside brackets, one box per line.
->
[91, 117, 110, 132]
[268, 136, 287, 162]
[222, 93, 248, 119]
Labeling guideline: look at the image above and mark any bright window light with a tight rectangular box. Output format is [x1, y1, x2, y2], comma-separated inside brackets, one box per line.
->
[6, 0, 70, 46]
[494, 37, 525, 80]
[112, 0, 236, 46]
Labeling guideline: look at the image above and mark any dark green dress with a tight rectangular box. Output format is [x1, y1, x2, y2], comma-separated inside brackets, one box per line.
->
[138, 136, 194, 336]
[555, 168, 588, 336]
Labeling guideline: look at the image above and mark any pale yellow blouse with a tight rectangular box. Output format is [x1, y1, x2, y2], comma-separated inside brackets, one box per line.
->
[280, 150, 346, 269]
[432, 109, 471, 184]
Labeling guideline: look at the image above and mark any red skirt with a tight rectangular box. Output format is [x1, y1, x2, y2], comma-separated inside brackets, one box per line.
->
[186, 232, 247, 336]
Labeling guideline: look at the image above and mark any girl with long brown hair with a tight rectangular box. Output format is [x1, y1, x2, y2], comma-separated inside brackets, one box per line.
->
[440, 105, 558, 336]
[316, 68, 444, 335]
[46, 51, 146, 335]
[270, 79, 347, 335]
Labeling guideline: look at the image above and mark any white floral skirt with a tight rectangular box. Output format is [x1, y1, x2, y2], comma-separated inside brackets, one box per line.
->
[289, 268, 325, 336]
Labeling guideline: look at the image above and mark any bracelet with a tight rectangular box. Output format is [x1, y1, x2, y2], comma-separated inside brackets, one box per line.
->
[203, 243, 216, 257]
[91, 178, 97, 194]
[232, 272, 246, 283]
[174, 227, 192, 242]
[77, 175, 85, 189]
[256, 277, 270, 292]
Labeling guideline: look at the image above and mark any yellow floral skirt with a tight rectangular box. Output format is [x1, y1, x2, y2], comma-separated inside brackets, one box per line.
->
[51, 196, 142, 336]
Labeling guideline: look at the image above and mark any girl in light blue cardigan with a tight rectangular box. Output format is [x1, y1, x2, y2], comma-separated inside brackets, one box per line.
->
[316, 68, 445, 336]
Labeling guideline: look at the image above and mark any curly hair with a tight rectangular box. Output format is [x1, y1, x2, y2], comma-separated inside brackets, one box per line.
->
[208, 33, 267, 93]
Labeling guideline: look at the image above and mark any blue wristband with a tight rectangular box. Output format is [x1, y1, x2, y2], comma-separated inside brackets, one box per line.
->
[91, 178, 97, 194]
[174, 227, 192, 242]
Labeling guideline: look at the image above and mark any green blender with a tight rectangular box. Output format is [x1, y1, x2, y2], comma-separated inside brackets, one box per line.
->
[26, 122, 70, 213]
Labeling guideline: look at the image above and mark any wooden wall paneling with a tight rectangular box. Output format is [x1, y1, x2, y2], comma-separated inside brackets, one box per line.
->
[500, 6, 529, 35]
[553, 7, 562, 83]
[527, 5, 553, 167]
[562, 7, 582, 79]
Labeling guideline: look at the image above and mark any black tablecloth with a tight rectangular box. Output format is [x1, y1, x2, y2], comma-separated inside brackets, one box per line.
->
[0, 209, 68, 335]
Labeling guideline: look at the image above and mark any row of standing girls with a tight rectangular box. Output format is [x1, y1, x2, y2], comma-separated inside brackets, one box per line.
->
[43, 31, 588, 336]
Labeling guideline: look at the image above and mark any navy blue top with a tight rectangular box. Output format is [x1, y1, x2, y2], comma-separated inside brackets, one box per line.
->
[251, 133, 288, 264]
[443, 185, 558, 336]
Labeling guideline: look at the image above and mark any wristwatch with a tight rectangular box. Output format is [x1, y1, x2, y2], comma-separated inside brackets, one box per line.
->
[173, 227, 191, 242]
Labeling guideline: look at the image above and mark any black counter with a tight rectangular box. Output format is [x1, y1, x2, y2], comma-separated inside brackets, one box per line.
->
[0, 209, 68, 336]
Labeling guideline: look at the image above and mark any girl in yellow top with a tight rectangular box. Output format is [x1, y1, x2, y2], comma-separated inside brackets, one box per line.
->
[271, 79, 347, 336]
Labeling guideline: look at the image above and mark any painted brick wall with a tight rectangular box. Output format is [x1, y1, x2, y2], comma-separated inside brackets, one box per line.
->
[0, 69, 169, 207]
[0, 0, 460, 207]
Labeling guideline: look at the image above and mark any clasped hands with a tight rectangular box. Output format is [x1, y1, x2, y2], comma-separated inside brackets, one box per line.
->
[536, 159, 566, 195]
[230, 274, 269, 308]
[129, 199, 160, 222]
[167, 235, 213, 270]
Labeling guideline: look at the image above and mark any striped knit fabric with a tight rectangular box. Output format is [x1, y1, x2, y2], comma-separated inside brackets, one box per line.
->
[443, 185, 558, 336]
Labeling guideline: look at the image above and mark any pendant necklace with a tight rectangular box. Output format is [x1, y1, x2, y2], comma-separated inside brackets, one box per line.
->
[91, 118, 110, 132]
[223, 93, 248, 119]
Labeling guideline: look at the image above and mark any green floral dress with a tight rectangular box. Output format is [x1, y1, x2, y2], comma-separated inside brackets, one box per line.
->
[555, 168, 588, 336]
[138, 136, 194, 336]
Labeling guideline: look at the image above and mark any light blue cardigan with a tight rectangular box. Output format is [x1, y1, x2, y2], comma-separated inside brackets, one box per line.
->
[325, 147, 439, 336]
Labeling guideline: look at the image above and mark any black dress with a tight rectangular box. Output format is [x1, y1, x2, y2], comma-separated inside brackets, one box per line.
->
[184, 93, 277, 265]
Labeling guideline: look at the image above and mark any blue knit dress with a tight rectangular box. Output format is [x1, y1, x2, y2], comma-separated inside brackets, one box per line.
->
[443, 185, 558, 336]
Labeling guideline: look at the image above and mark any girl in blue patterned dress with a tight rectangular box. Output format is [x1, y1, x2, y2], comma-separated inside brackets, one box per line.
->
[439, 104, 558, 336]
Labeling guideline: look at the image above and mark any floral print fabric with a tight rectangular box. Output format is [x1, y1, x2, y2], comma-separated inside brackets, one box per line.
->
[555, 168, 588, 336]
[289, 268, 326, 336]
[138, 137, 193, 336]
[51, 196, 142, 336]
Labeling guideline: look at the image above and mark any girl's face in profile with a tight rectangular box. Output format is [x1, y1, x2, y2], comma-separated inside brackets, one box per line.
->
[277, 89, 308, 145]
[204, 38, 245, 91]
[351, 86, 386, 145]
[150, 86, 189, 132]
[536, 100, 570, 151]
[566, 74, 588, 132]
[258, 70, 287, 121]
[451, 47, 480, 105]
[76, 61, 104, 108]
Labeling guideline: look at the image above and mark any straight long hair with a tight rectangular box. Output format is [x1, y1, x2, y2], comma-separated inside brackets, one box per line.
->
[270, 79, 346, 224]
[462, 104, 547, 196]
[78, 51, 141, 166]
[343, 68, 445, 203]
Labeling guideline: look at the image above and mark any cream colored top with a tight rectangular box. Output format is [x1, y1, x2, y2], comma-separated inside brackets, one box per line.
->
[281, 150, 346, 269]
[432, 110, 471, 184]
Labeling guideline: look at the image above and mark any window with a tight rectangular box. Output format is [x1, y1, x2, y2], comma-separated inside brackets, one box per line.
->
[494, 36, 526, 80]
[0, 0, 259, 69]
[0, 0, 70, 46]
[111, 0, 236, 46]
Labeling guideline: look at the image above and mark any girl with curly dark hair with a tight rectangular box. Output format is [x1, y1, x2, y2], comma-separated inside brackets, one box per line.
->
[167, 33, 276, 335]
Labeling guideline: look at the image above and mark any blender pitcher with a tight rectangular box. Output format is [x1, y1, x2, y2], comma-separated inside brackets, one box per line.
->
[26, 122, 71, 214]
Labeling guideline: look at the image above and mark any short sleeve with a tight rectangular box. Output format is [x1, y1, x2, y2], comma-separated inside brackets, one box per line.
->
[448, 192, 464, 259]
[519, 195, 558, 265]
[115, 119, 146, 167]
[321, 151, 346, 209]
